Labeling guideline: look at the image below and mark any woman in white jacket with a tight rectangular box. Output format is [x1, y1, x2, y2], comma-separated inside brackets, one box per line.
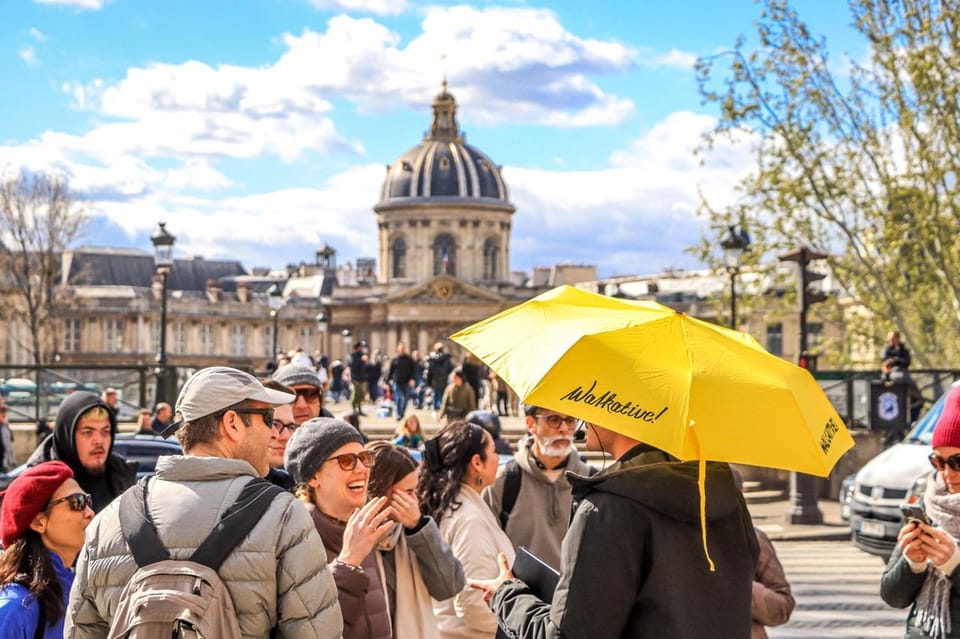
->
[417, 420, 515, 639]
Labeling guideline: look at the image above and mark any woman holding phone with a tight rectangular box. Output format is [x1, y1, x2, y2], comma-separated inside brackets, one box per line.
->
[881, 386, 960, 638]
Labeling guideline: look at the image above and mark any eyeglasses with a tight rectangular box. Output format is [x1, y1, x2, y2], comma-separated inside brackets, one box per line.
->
[929, 452, 960, 472]
[535, 414, 581, 430]
[47, 492, 93, 512]
[232, 408, 275, 427]
[325, 451, 376, 471]
[294, 387, 321, 402]
[271, 419, 299, 434]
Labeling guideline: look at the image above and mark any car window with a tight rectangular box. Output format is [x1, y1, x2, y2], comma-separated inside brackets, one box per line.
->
[908, 391, 949, 445]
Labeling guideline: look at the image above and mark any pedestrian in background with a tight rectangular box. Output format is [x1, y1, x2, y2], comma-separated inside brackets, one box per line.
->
[418, 420, 514, 639]
[150, 402, 172, 434]
[135, 409, 153, 435]
[0, 404, 16, 472]
[365, 442, 464, 639]
[425, 343, 454, 414]
[388, 342, 417, 421]
[439, 371, 476, 423]
[882, 385, 960, 638]
[348, 343, 368, 415]
[285, 417, 393, 639]
[0, 461, 94, 638]
[394, 415, 424, 449]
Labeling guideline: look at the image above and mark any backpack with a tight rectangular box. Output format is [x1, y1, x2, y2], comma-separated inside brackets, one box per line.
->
[109, 476, 284, 639]
[498, 457, 600, 530]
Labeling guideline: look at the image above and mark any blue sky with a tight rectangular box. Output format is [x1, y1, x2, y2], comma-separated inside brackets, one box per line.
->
[0, 0, 863, 277]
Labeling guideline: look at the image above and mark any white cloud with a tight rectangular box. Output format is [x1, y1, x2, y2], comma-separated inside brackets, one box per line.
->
[28, 28, 48, 42]
[309, 0, 409, 16]
[646, 48, 698, 70]
[33, 0, 110, 9]
[19, 47, 38, 66]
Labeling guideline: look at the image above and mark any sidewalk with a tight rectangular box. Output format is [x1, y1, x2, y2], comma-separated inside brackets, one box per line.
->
[748, 497, 851, 542]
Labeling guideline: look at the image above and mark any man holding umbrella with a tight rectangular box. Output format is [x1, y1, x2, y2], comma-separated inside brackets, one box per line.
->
[469, 420, 759, 637]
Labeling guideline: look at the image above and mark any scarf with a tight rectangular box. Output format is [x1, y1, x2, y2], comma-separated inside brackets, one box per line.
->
[377, 524, 439, 639]
[915, 473, 960, 639]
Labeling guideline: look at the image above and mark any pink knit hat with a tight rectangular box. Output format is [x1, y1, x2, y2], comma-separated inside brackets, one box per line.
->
[932, 387, 960, 449]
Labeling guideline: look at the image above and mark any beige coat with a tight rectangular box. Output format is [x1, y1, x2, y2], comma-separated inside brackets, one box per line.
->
[434, 485, 515, 639]
[751, 529, 795, 639]
[65, 455, 343, 639]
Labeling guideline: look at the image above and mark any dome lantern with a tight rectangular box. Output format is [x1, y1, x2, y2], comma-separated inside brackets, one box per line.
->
[429, 80, 462, 142]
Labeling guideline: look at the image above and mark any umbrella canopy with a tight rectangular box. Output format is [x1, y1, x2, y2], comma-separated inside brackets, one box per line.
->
[451, 285, 853, 477]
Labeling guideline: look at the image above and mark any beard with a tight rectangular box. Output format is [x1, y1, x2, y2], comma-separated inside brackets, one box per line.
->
[535, 433, 573, 458]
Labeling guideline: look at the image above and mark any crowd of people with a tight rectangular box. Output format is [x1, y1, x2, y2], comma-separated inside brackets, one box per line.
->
[0, 341, 805, 638]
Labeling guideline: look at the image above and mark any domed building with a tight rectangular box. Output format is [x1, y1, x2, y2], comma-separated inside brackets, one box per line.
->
[375, 82, 514, 285]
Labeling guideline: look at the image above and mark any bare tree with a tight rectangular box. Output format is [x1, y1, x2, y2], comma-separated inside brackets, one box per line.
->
[0, 171, 86, 365]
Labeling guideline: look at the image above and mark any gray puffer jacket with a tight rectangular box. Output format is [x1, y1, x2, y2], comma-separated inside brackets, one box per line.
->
[65, 455, 343, 639]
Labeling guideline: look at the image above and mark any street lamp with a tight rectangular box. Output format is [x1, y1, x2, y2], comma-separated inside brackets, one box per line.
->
[720, 224, 750, 329]
[151, 222, 176, 404]
[268, 284, 285, 364]
[342, 329, 353, 358]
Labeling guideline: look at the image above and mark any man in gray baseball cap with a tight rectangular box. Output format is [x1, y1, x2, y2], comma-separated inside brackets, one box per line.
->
[67, 366, 343, 638]
[272, 363, 335, 424]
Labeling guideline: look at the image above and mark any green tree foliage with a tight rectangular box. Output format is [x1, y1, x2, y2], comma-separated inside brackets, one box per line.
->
[696, 0, 960, 367]
[0, 171, 86, 365]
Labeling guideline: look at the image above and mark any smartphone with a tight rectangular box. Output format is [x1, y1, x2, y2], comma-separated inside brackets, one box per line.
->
[900, 503, 932, 526]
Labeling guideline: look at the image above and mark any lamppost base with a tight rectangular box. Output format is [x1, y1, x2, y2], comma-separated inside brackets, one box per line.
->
[788, 471, 824, 525]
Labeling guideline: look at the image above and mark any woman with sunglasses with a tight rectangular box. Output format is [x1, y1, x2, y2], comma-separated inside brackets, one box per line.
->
[0, 461, 94, 638]
[882, 386, 960, 638]
[417, 420, 514, 639]
[285, 417, 394, 639]
[365, 441, 464, 639]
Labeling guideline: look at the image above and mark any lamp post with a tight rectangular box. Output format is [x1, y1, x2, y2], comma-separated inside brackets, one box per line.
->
[268, 284, 285, 364]
[342, 329, 352, 359]
[151, 222, 176, 404]
[720, 224, 750, 330]
[316, 311, 328, 355]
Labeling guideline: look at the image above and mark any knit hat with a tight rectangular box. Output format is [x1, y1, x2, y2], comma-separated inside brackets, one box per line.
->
[932, 386, 960, 449]
[284, 417, 363, 484]
[0, 461, 74, 548]
[272, 363, 323, 391]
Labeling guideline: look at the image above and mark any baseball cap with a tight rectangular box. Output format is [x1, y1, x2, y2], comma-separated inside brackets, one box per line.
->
[160, 366, 295, 438]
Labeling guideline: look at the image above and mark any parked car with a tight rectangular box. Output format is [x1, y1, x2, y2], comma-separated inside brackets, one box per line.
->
[0, 433, 181, 491]
[847, 383, 952, 558]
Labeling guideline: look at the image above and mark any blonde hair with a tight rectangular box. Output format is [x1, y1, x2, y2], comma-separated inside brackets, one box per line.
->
[80, 406, 111, 423]
[395, 414, 421, 438]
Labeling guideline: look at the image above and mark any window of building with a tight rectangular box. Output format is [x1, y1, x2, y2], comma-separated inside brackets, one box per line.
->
[150, 320, 160, 355]
[64, 319, 82, 353]
[264, 326, 274, 357]
[299, 326, 314, 345]
[231, 325, 247, 356]
[439, 156, 450, 171]
[766, 322, 783, 356]
[391, 236, 407, 279]
[483, 238, 499, 280]
[173, 322, 186, 354]
[201, 324, 214, 355]
[106, 319, 125, 353]
[433, 234, 457, 276]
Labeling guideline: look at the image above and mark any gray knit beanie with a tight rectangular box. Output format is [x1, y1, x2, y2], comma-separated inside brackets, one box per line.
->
[284, 417, 363, 484]
[272, 363, 322, 390]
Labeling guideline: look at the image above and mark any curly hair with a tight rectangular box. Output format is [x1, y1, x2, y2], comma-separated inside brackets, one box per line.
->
[0, 530, 64, 628]
[416, 420, 488, 524]
[365, 441, 418, 500]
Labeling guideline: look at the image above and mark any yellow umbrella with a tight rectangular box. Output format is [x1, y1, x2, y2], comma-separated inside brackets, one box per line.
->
[452, 286, 854, 570]
[451, 285, 853, 476]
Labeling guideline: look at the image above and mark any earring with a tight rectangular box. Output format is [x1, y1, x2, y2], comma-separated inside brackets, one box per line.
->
[476, 475, 482, 487]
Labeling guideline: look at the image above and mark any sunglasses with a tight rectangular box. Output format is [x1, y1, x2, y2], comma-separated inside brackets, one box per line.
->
[47, 492, 94, 512]
[232, 408, 275, 426]
[271, 419, 299, 435]
[325, 451, 376, 471]
[929, 452, 960, 472]
[294, 387, 321, 402]
[535, 414, 581, 430]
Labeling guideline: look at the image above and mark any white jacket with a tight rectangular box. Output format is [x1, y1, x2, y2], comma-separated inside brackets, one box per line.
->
[65, 455, 343, 639]
[434, 485, 516, 639]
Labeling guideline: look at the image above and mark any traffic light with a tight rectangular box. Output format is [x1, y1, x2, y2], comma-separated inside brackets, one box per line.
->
[779, 246, 829, 358]
[798, 351, 818, 371]
[802, 263, 828, 314]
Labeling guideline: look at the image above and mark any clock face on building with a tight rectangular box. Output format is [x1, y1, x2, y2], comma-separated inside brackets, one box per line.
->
[434, 282, 453, 299]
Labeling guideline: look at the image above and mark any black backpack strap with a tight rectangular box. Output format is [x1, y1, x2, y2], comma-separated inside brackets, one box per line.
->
[190, 478, 284, 571]
[119, 476, 171, 567]
[498, 461, 522, 530]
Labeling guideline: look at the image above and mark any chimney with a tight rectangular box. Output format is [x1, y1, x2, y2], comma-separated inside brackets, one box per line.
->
[152, 274, 164, 299]
[237, 283, 250, 303]
[206, 278, 222, 303]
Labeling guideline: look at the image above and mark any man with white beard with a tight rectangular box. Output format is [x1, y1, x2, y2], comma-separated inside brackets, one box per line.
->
[483, 405, 596, 570]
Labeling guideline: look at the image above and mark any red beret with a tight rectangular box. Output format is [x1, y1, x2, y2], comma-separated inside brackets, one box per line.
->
[0, 461, 74, 548]
[933, 387, 960, 451]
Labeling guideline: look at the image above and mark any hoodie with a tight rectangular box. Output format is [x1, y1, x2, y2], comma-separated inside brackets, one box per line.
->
[27, 391, 135, 513]
[491, 444, 759, 639]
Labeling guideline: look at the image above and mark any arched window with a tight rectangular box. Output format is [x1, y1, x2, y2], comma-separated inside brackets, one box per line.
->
[433, 234, 457, 276]
[391, 236, 407, 279]
[483, 238, 499, 280]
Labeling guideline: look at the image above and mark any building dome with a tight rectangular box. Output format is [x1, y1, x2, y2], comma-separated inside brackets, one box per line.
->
[378, 83, 509, 204]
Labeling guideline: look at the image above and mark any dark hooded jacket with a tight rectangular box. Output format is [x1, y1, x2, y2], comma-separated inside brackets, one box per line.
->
[26, 391, 136, 513]
[490, 444, 759, 639]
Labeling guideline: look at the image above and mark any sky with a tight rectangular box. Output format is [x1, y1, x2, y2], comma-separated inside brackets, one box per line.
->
[0, 0, 866, 278]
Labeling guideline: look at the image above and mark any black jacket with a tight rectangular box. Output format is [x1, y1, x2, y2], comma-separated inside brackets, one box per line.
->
[491, 444, 759, 639]
[27, 391, 136, 513]
[388, 353, 416, 386]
